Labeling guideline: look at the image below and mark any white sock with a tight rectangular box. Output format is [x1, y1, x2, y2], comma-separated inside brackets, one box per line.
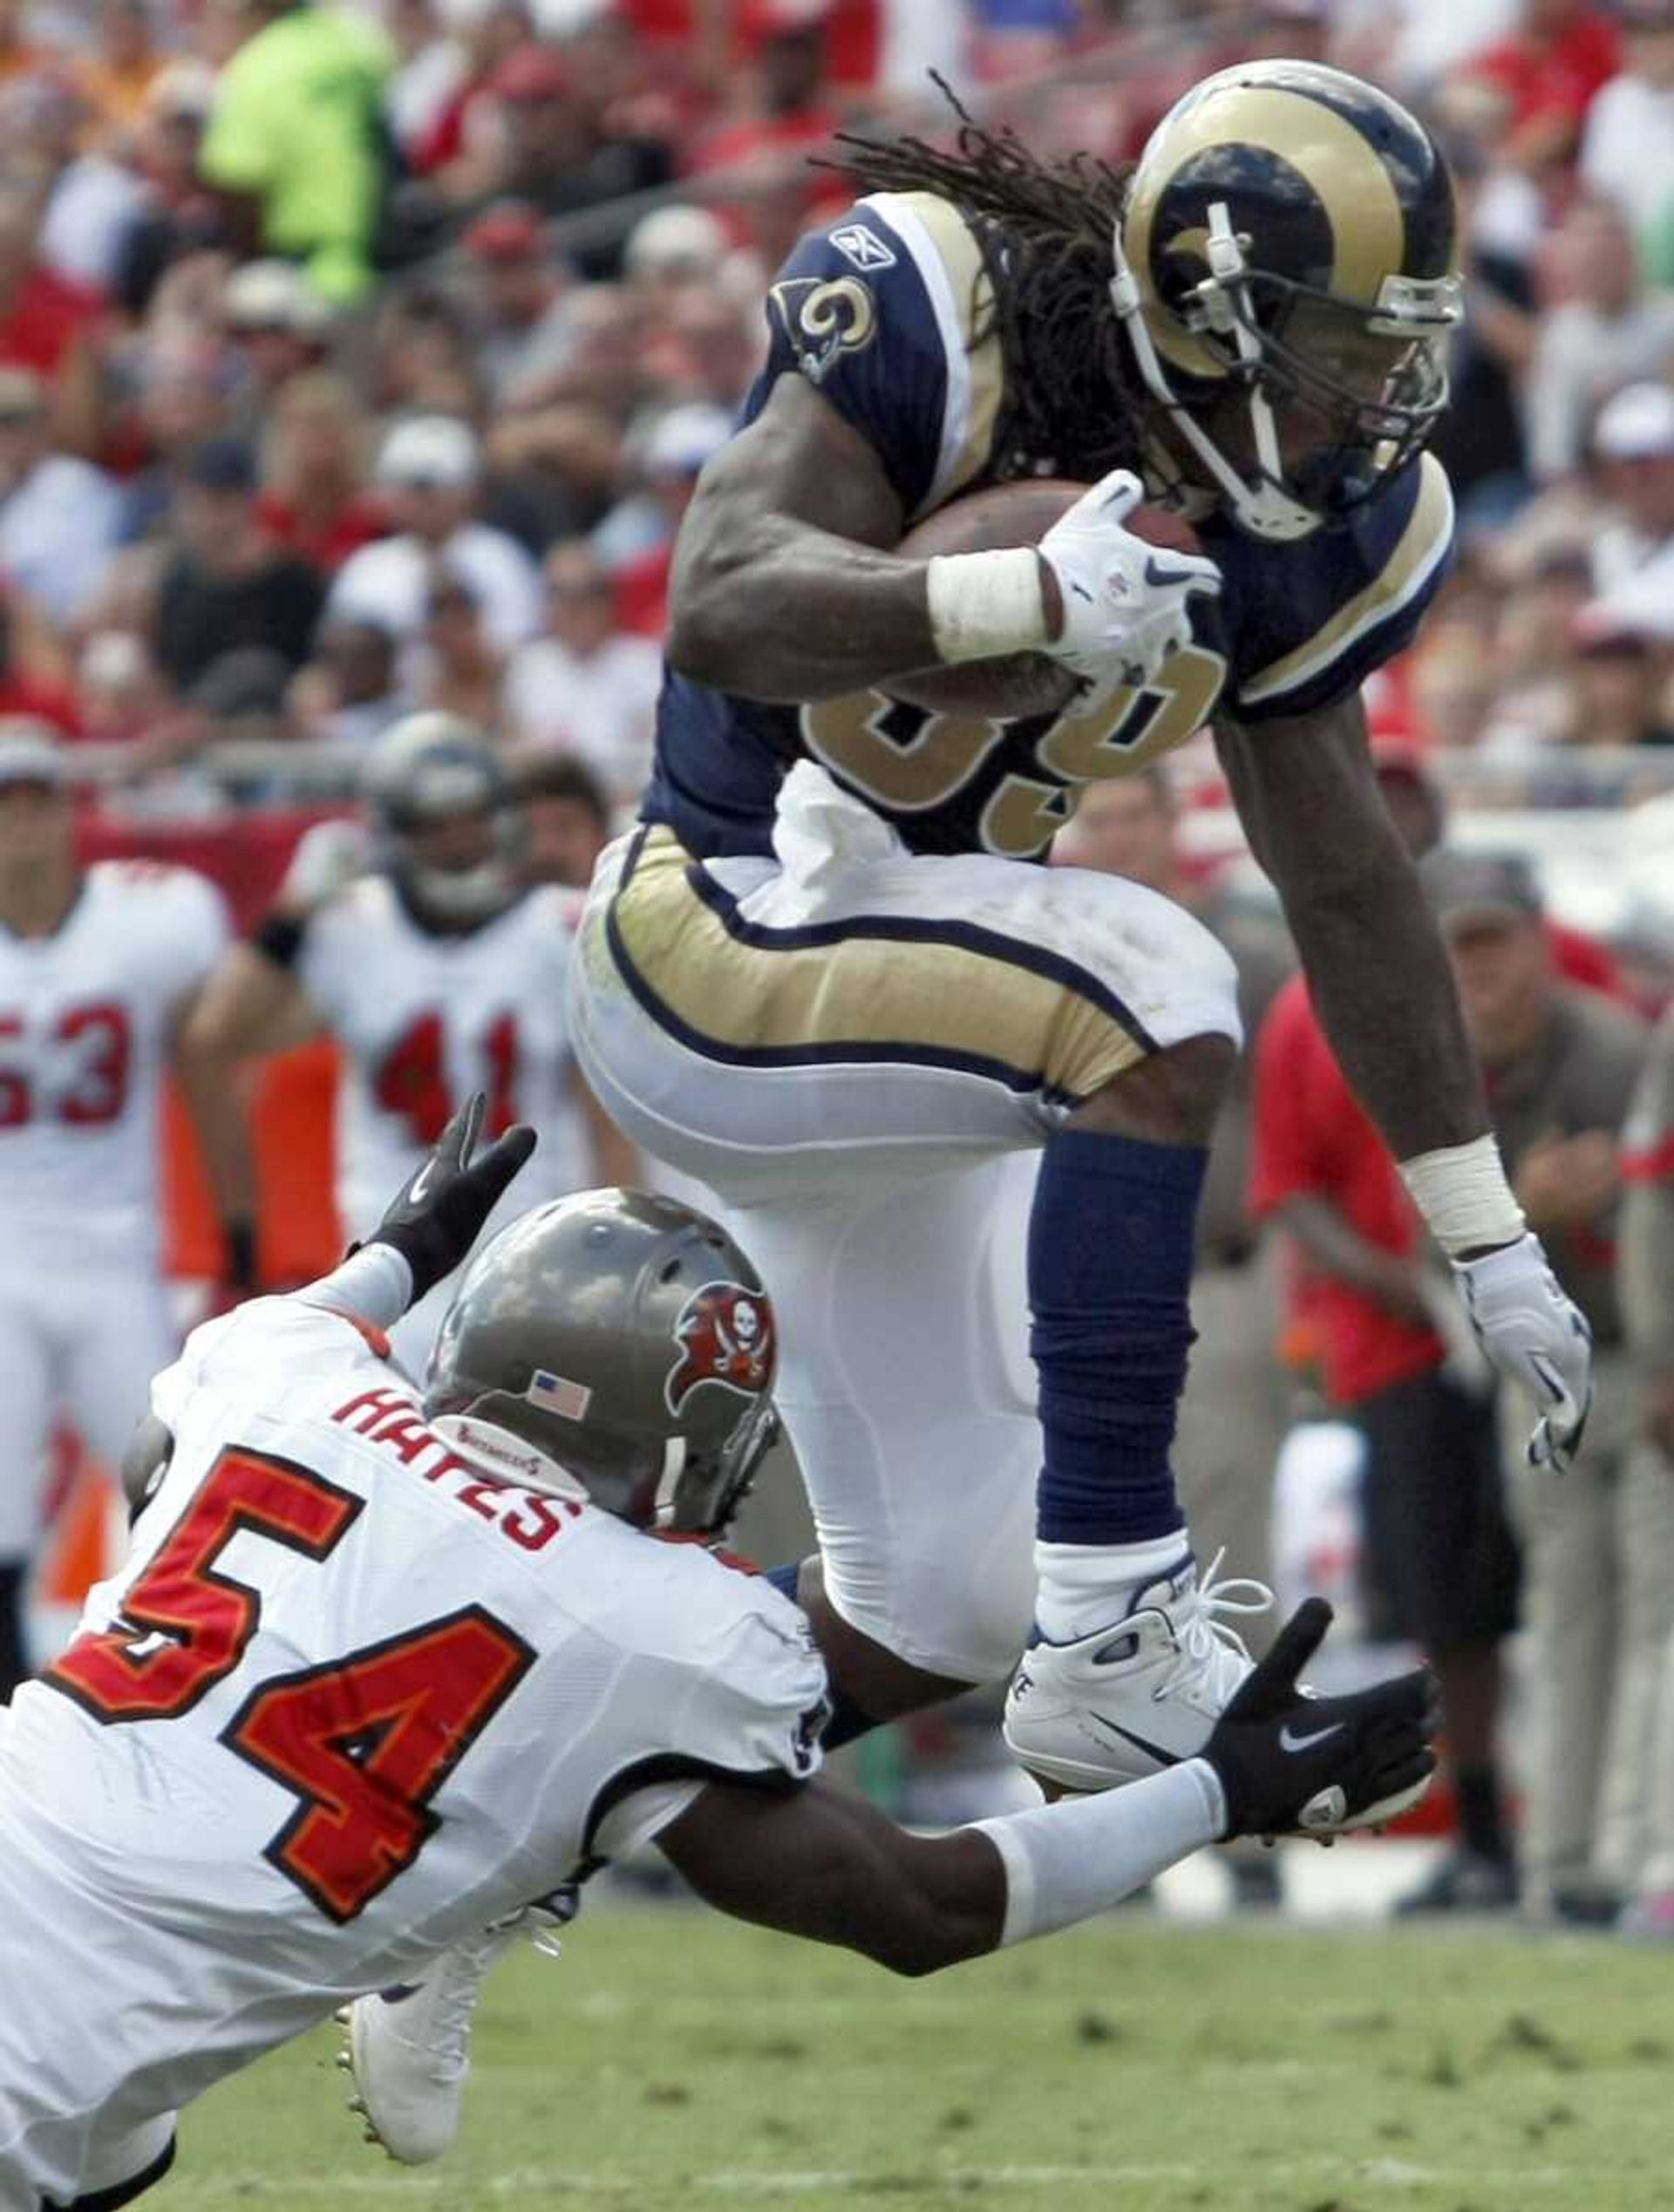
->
[1034, 1532, 1191, 1642]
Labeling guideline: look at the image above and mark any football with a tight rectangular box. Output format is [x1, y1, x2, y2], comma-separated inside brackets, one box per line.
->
[887, 479, 1205, 721]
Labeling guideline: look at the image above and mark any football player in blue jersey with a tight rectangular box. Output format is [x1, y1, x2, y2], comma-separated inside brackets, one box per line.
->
[561, 60, 1590, 1796]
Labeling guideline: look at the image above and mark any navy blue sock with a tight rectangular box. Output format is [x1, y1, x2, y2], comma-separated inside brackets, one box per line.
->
[1029, 1126, 1207, 1546]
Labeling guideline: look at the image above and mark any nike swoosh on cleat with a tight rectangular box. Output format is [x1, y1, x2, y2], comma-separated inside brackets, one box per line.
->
[1279, 1722, 1344, 1753]
[1084, 1712, 1179, 1768]
[378, 1983, 423, 2004]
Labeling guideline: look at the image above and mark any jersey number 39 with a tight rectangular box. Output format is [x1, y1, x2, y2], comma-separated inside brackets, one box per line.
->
[804, 645, 1227, 857]
[44, 1446, 534, 1923]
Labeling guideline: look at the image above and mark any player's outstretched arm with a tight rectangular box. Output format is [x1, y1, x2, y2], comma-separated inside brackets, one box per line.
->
[1216, 694, 1591, 1469]
[182, 940, 324, 1064]
[182, 820, 367, 1064]
[658, 1603, 1435, 1977]
[659, 1769, 1012, 1977]
[171, 993, 262, 1297]
[1216, 693, 1482, 1160]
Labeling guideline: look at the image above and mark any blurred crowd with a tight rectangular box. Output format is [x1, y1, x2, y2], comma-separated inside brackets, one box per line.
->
[0, 0, 1653, 838]
[2, 0, 1674, 1928]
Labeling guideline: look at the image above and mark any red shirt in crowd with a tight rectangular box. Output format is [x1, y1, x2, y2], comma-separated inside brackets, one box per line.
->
[611, 541, 673, 636]
[1470, 8, 1620, 133]
[1547, 918, 1625, 1001]
[0, 668, 82, 737]
[692, 104, 846, 178]
[0, 263, 101, 378]
[618, 0, 881, 86]
[255, 493, 387, 577]
[1248, 974, 1444, 1408]
[615, 0, 691, 34]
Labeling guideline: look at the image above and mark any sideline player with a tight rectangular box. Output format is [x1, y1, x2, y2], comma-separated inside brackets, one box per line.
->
[0, 722, 249, 1700]
[186, 711, 636, 1367]
[0, 1100, 1435, 2208]
[567, 61, 1592, 1790]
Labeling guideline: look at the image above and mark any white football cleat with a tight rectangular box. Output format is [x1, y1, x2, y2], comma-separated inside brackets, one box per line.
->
[338, 1898, 570, 2165]
[1003, 1551, 1269, 1796]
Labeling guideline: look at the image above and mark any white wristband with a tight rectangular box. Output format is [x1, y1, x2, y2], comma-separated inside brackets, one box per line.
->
[971, 1759, 1225, 1947]
[1398, 1133, 1527, 1259]
[303, 1243, 415, 1328]
[925, 548, 1051, 664]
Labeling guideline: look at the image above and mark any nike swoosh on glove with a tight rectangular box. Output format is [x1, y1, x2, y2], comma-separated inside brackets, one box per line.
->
[1036, 468, 1221, 687]
[367, 1092, 537, 1302]
[1202, 1599, 1439, 1841]
[1454, 1231, 1593, 1473]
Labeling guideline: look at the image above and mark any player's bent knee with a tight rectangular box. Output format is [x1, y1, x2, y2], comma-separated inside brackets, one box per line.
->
[895, 1543, 1036, 1687]
[824, 1517, 1036, 1690]
[1144, 915, 1242, 1050]
[1072, 1031, 1238, 1146]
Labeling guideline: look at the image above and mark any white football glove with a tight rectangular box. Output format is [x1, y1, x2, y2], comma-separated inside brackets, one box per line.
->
[278, 818, 371, 915]
[1454, 1232, 1593, 1474]
[1037, 469, 1221, 686]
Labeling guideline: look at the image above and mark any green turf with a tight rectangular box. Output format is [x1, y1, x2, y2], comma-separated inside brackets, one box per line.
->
[147, 1902, 1674, 2212]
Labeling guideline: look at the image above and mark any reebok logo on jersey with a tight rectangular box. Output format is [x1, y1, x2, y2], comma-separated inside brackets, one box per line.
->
[1279, 1721, 1344, 1753]
[831, 222, 895, 271]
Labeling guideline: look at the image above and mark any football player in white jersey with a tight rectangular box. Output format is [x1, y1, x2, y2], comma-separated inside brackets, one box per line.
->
[185, 711, 637, 1369]
[0, 1099, 1434, 2209]
[0, 722, 252, 1702]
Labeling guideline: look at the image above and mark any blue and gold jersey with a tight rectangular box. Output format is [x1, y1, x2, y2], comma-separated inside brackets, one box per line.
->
[643, 191, 1455, 863]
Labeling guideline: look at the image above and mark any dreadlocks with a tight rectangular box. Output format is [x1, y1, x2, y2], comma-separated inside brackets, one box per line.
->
[828, 86, 1154, 485]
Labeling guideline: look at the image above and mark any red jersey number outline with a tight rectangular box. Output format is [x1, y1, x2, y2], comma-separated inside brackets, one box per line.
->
[223, 1603, 534, 1924]
[44, 1446, 533, 1921]
[45, 1446, 360, 1724]
[0, 1001, 133, 1129]
[372, 1009, 521, 1146]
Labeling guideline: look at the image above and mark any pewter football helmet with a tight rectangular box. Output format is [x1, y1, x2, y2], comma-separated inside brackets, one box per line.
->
[363, 711, 521, 924]
[424, 1189, 778, 1534]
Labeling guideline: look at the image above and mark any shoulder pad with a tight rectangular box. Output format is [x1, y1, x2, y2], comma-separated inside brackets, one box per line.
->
[1220, 455, 1455, 721]
[760, 193, 1006, 520]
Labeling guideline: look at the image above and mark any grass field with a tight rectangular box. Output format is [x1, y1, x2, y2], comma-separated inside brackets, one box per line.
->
[146, 1893, 1674, 2212]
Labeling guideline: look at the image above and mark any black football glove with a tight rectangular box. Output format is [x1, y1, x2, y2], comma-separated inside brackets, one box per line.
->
[366, 1092, 537, 1301]
[1203, 1598, 1439, 1841]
